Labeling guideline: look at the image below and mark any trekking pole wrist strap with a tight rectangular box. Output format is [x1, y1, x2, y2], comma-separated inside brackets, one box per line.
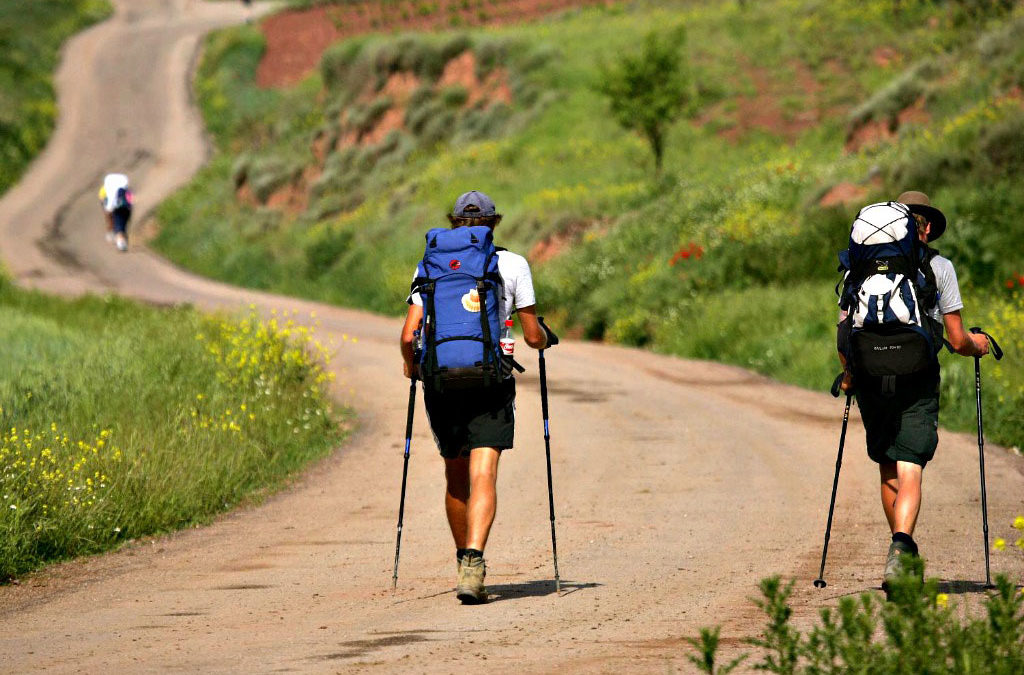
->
[969, 327, 1003, 360]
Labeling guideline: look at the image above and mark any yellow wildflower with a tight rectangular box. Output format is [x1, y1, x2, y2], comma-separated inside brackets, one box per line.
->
[993, 538, 1006, 552]
[935, 593, 949, 609]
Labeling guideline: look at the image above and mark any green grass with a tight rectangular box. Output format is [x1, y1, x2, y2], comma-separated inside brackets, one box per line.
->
[0, 0, 112, 193]
[154, 0, 1024, 448]
[0, 279, 347, 580]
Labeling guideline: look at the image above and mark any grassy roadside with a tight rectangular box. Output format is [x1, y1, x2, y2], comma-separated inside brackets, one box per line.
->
[0, 279, 348, 580]
[154, 0, 1024, 448]
[0, 0, 112, 193]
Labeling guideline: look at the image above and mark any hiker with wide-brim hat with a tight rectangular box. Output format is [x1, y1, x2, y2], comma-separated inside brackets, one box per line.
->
[898, 190, 946, 242]
[399, 190, 556, 604]
[836, 190, 990, 595]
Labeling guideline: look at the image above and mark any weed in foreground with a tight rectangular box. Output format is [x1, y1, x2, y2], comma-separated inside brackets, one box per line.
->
[689, 521, 1024, 674]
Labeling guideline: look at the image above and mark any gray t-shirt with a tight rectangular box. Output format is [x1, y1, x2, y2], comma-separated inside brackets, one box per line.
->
[928, 253, 963, 322]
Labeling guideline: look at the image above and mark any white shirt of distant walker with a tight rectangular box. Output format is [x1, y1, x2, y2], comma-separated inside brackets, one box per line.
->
[409, 250, 537, 323]
[101, 173, 129, 212]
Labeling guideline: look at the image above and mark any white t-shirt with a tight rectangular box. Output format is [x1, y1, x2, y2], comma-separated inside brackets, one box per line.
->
[408, 249, 536, 321]
[100, 173, 129, 212]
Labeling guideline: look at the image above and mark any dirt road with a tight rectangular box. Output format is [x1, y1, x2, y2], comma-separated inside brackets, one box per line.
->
[1, 2, 1021, 672]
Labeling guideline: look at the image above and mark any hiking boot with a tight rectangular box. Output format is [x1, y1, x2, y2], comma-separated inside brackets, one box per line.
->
[456, 554, 487, 604]
[882, 540, 914, 596]
[115, 234, 128, 252]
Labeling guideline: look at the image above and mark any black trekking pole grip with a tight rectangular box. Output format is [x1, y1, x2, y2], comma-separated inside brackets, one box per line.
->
[830, 372, 845, 398]
[538, 349, 561, 594]
[969, 327, 1003, 360]
[392, 376, 418, 591]
[814, 393, 852, 589]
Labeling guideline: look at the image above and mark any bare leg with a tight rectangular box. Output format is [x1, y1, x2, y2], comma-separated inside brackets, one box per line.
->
[879, 460, 923, 536]
[444, 456, 470, 549]
[465, 447, 501, 552]
[880, 462, 898, 532]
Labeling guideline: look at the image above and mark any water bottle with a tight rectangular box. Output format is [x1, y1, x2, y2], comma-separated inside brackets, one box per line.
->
[499, 319, 515, 357]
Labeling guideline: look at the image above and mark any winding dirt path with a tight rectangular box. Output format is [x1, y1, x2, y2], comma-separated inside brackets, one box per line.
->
[0, 2, 1021, 672]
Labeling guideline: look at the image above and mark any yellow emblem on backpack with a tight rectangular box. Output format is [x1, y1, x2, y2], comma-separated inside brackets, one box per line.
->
[461, 289, 480, 312]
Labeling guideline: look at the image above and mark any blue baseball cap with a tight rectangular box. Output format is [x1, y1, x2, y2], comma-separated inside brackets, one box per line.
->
[452, 190, 497, 217]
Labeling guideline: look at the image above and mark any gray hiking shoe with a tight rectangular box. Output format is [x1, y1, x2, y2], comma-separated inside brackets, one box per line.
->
[456, 554, 487, 604]
[882, 540, 914, 595]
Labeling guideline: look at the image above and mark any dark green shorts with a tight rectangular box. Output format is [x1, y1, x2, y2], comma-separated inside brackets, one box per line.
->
[855, 371, 940, 467]
[423, 378, 515, 459]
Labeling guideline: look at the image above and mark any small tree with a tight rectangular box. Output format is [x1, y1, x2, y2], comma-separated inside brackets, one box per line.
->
[597, 26, 691, 175]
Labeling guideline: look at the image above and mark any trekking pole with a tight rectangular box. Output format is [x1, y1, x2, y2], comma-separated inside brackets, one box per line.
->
[814, 373, 853, 589]
[969, 327, 1003, 589]
[538, 348, 561, 594]
[392, 375, 418, 591]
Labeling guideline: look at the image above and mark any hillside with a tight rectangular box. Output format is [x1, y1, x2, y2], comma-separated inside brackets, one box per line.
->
[0, 0, 111, 193]
[153, 0, 1024, 447]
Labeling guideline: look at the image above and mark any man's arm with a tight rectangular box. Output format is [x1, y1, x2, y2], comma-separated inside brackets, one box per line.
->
[942, 310, 989, 357]
[516, 305, 548, 349]
[400, 304, 424, 378]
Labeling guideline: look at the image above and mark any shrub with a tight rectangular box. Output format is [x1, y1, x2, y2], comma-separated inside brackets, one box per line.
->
[304, 227, 354, 278]
[689, 556, 1024, 674]
[596, 25, 692, 174]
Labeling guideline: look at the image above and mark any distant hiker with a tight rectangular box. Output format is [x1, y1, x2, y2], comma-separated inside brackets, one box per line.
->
[400, 190, 554, 604]
[241, 0, 253, 24]
[98, 173, 133, 252]
[836, 191, 990, 593]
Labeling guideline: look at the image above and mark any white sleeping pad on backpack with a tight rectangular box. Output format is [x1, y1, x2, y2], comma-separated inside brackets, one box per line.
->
[851, 202, 911, 245]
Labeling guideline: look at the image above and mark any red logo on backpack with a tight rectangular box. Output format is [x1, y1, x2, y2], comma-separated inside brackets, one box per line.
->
[449, 259, 461, 270]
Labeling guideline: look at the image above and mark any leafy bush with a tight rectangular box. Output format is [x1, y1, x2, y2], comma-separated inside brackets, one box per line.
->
[689, 554, 1024, 674]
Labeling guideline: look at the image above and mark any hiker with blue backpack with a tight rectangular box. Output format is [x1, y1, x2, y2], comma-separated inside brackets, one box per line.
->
[835, 191, 990, 594]
[399, 190, 555, 604]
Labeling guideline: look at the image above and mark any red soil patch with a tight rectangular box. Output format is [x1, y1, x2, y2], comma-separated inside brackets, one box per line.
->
[528, 218, 603, 263]
[437, 52, 513, 107]
[844, 96, 930, 153]
[359, 106, 405, 146]
[872, 46, 900, 68]
[818, 181, 868, 208]
[257, 0, 608, 89]
[380, 71, 421, 104]
[339, 51, 511, 149]
[694, 57, 832, 144]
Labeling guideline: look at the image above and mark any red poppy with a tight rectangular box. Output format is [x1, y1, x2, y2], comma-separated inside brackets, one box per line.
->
[1007, 279, 1015, 289]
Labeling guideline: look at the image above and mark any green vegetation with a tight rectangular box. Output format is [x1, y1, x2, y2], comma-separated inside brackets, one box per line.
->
[0, 278, 345, 580]
[597, 25, 693, 173]
[156, 0, 1024, 448]
[0, 0, 111, 193]
[688, 533, 1024, 673]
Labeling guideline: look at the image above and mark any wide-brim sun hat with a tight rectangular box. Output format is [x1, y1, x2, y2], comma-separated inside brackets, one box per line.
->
[452, 190, 497, 217]
[897, 190, 946, 241]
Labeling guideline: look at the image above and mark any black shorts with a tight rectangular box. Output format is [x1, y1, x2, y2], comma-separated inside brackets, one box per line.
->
[423, 378, 516, 459]
[856, 370, 940, 467]
[112, 208, 131, 235]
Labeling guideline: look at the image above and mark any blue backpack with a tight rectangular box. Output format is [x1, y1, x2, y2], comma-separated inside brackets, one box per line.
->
[414, 225, 505, 391]
[836, 201, 943, 392]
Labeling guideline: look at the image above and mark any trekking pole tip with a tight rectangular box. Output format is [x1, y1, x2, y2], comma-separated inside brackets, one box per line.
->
[813, 579, 827, 589]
